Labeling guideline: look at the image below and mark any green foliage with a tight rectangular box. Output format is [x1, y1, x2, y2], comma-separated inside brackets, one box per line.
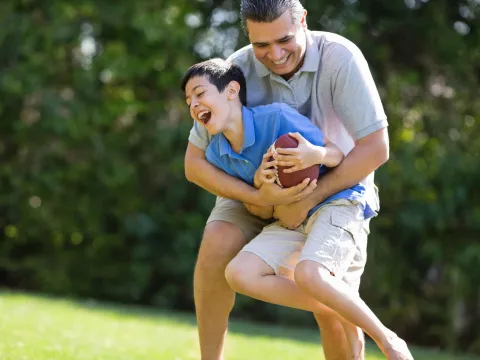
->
[0, 0, 479, 354]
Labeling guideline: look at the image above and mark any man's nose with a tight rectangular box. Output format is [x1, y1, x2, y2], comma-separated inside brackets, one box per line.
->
[269, 46, 284, 61]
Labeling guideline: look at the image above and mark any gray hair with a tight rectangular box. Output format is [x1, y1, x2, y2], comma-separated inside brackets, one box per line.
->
[240, 0, 306, 34]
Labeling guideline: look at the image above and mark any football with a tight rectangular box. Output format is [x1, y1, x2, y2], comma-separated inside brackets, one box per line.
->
[270, 134, 320, 188]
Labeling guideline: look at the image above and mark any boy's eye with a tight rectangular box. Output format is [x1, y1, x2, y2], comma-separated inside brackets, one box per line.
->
[197, 91, 205, 97]
[255, 44, 268, 48]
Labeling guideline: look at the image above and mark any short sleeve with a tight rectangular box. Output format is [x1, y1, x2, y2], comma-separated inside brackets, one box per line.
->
[279, 106, 324, 146]
[188, 120, 212, 151]
[332, 47, 388, 140]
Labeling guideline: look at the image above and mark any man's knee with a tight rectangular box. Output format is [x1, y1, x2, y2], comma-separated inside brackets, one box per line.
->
[196, 221, 247, 275]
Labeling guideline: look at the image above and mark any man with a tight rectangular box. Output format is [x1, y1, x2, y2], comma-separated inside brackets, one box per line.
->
[185, 1, 391, 359]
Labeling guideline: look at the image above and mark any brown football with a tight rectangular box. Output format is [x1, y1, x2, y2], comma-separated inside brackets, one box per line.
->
[271, 134, 320, 188]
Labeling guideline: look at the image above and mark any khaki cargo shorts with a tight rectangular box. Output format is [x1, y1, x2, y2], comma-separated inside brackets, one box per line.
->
[207, 196, 273, 242]
[242, 199, 369, 291]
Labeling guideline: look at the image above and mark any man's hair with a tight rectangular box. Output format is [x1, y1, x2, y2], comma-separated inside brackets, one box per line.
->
[180, 58, 247, 106]
[240, 0, 305, 34]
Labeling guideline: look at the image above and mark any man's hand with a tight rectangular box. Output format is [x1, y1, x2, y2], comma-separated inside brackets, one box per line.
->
[273, 199, 310, 229]
[257, 178, 317, 206]
[243, 203, 274, 220]
[274, 132, 325, 173]
[253, 148, 278, 189]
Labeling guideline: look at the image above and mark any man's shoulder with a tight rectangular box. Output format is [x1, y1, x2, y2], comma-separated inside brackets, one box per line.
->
[227, 44, 255, 70]
[309, 30, 363, 64]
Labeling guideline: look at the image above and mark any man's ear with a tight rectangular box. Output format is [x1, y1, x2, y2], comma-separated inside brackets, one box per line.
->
[300, 10, 308, 29]
[227, 81, 241, 100]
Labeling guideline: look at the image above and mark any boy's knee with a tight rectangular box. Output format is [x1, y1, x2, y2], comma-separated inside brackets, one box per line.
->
[224, 257, 252, 294]
[294, 260, 331, 290]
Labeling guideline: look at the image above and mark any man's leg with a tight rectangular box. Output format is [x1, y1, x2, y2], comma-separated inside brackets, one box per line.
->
[194, 197, 269, 360]
[194, 221, 246, 360]
[314, 313, 356, 360]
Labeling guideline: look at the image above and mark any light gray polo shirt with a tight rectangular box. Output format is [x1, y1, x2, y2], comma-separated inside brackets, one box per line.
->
[188, 31, 387, 212]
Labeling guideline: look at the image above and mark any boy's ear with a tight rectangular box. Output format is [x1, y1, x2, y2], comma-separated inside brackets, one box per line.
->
[227, 81, 241, 100]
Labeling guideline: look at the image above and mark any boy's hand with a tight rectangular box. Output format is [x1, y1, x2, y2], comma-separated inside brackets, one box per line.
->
[274, 132, 325, 173]
[253, 148, 278, 189]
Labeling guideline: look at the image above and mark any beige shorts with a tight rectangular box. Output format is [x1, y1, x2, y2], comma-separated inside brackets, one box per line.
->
[207, 197, 273, 242]
[242, 199, 369, 291]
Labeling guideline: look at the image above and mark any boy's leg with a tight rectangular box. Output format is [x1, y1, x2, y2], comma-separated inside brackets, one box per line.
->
[294, 200, 413, 360]
[194, 197, 269, 360]
[225, 223, 358, 359]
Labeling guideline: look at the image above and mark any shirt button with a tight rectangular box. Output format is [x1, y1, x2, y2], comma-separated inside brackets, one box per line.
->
[244, 160, 248, 163]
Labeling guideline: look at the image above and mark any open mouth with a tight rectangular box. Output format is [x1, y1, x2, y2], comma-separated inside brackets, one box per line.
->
[272, 54, 290, 65]
[197, 110, 212, 125]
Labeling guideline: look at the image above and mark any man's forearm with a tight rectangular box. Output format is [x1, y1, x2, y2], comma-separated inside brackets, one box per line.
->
[186, 155, 263, 205]
[305, 129, 389, 210]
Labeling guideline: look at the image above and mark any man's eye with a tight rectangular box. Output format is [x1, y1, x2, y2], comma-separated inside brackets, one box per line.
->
[279, 38, 291, 43]
[255, 44, 267, 48]
[197, 91, 205, 97]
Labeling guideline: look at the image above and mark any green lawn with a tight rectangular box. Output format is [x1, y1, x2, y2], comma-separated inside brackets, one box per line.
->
[0, 291, 478, 360]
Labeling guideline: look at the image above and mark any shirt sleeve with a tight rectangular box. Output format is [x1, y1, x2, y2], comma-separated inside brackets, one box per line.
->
[279, 106, 324, 146]
[188, 120, 212, 151]
[331, 46, 388, 140]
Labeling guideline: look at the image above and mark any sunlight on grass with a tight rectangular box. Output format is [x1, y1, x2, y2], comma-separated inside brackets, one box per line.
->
[0, 291, 478, 360]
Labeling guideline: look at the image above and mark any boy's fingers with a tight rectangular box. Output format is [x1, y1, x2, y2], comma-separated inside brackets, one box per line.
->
[276, 148, 296, 155]
[278, 161, 295, 168]
[264, 160, 278, 168]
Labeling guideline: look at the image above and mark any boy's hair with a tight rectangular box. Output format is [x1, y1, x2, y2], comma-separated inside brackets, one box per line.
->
[240, 0, 305, 34]
[180, 58, 247, 106]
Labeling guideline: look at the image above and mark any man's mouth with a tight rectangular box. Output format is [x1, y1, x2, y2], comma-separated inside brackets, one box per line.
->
[198, 110, 212, 125]
[271, 55, 289, 65]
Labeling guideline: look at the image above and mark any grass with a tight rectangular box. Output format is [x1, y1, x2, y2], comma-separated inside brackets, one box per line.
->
[0, 291, 478, 360]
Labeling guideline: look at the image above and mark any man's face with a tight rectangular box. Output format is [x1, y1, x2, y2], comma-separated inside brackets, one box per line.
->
[185, 76, 232, 136]
[246, 10, 307, 80]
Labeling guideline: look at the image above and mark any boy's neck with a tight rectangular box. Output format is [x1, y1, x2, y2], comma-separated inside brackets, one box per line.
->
[222, 105, 244, 154]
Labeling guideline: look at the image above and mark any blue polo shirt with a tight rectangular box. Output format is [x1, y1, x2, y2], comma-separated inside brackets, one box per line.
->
[206, 103, 375, 219]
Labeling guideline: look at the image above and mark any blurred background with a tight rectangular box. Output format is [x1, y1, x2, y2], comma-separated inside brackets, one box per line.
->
[0, 0, 479, 356]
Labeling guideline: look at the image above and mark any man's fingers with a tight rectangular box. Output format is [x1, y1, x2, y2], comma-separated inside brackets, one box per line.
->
[296, 179, 317, 199]
[286, 178, 311, 196]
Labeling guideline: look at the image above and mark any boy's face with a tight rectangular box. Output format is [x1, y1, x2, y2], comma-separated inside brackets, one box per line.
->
[185, 76, 232, 136]
[246, 10, 307, 80]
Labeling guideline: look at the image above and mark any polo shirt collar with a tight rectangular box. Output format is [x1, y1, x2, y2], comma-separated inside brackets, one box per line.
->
[219, 107, 256, 156]
[300, 30, 320, 73]
[253, 30, 319, 77]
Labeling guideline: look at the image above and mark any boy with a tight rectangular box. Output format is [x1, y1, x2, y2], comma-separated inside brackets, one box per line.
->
[181, 58, 413, 360]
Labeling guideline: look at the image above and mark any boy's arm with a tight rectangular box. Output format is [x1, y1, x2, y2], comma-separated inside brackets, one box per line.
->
[185, 142, 317, 206]
[277, 133, 344, 173]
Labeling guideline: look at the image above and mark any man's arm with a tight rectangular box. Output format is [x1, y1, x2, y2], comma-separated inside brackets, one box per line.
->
[273, 128, 388, 228]
[305, 128, 389, 209]
[185, 142, 318, 207]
